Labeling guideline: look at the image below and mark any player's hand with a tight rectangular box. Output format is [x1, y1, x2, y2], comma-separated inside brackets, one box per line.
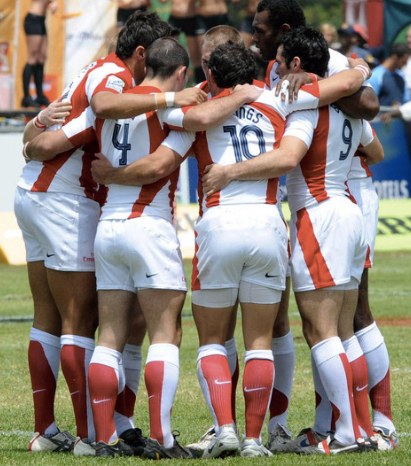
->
[202, 163, 231, 196]
[275, 72, 313, 103]
[348, 57, 371, 80]
[37, 97, 72, 127]
[91, 152, 115, 184]
[175, 87, 208, 107]
[232, 83, 263, 103]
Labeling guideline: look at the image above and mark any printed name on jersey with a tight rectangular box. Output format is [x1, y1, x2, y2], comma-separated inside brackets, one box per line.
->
[235, 106, 263, 124]
[105, 76, 126, 93]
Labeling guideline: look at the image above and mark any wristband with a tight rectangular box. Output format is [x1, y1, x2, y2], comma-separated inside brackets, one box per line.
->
[33, 115, 46, 129]
[153, 93, 158, 109]
[22, 142, 31, 162]
[165, 92, 175, 107]
[354, 64, 370, 81]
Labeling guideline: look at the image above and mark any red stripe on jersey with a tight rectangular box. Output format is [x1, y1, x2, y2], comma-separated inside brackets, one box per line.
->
[300, 107, 329, 204]
[68, 126, 96, 148]
[296, 207, 335, 288]
[80, 140, 100, 199]
[191, 231, 201, 291]
[31, 152, 72, 192]
[300, 80, 320, 98]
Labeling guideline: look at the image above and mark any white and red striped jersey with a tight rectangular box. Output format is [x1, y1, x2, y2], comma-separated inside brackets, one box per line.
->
[264, 49, 375, 182]
[163, 85, 322, 216]
[18, 53, 133, 204]
[96, 86, 192, 222]
[284, 105, 374, 213]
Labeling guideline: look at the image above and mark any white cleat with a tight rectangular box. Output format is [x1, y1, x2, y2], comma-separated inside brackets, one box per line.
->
[372, 426, 399, 451]
[28, 430, 76, 452]
[202, 425, 240, 458]
[186, 426, 216, 457]
[241, 438, 273, 457]
[73, 437, 96, 456]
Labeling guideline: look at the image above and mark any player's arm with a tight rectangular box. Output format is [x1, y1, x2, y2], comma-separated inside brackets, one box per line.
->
[182, 84, 263, 131]
[24, 130, 74, 162]
[23, 98, 72, 143]
[202, 136, 308, 196]
[335, 86, 380, 120]
[91, 87, 208, 119]
[91, 130, 194, 185]
[317, 61, 372, 107]
[358, 125, 384, 166]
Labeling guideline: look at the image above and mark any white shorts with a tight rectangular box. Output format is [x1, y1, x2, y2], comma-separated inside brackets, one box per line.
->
[290, 197, 367, 292]
[14, 187, 99, 272]
[347, 177, 379, 268]
[192, 204, 288, 292]
[95, 216, 187, 292]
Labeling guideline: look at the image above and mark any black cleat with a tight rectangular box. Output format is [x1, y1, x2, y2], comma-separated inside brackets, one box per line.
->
[141, 435, 193, 460]
[119, 427, 147, 455]
[95, 438, 134, 457]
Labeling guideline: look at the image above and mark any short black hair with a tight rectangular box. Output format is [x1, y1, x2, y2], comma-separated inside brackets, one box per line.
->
[208, 42, 256, 88]
[116, 12, 175, 59]
[145, 37, 189, 79]
[280, 27, 330, 77]
[389, 43, 410, 58]
[256, 0, 306, 33]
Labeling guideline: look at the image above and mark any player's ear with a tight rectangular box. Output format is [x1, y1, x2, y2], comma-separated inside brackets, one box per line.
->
[177, 65, 188, 83]
[291, 56, 302, 72]
[133, 45, 145, 62]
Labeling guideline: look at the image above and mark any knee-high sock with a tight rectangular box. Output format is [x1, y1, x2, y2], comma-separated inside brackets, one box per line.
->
[268, 331, 295, 431]
[115, 344, 142, 435]
[60, 335, 95, 440]
[243, 350, 274, 440]
[88, 346, 122, 443]
[355, 322, 395, 432]
[145, 344, 179, 448]
[312, 337, 361, 445]
[22, 64, 33, 97]
[28, 328, 60, 435]
[197, 344, 233, 433]
[33, 63, 45, 97]
[225, 338, 239, 425]
[312, 353, 332, 436]
[342, 336, 373, 437]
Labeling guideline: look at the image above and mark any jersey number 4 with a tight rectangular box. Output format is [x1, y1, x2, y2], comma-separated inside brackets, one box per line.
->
[112, 123, 131, 165]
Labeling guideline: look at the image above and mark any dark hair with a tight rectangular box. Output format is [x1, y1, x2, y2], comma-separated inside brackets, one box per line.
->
[145, 37, 189, 79]
[256, 0, 306, 33]
[116, 12, 175, 59]
[208, 42, 256, 88]
[280, 27, 330, 77]
[389, 43, 410, 58]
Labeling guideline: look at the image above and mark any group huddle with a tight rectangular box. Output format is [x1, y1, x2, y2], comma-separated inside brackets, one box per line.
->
[16, 1, 398, 460]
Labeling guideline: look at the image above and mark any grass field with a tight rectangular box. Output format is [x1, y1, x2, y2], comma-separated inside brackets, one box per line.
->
[0, 251, 410, 465]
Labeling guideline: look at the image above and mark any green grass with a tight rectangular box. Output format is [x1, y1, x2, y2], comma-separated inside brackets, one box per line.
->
[0, 252, 410, 465]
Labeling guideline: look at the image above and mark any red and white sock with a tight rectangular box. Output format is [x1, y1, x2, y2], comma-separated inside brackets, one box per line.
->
[355, 322, 395, 432]
[60, 334, 95, 441]
[88, 346, 122, 443]
[115, 344, 143, 435]
[145, 344, 179, 448]
[243, 350, 274, 439]
[197, 344, 233, 433]
[225, 338, 239, 425]
[311, 337, 361, 445]
[268, 331, 295, 431]
[342, 336, 373, 437]
[29, 328, 60, 435]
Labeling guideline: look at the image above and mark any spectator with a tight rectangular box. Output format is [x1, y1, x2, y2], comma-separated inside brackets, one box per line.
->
[159, 0, 204, 82]
[338, 23, 379, 68]
[402, 26, 411, 95]
[368, 42, 410, 107]
[319, 22, 339, 50]
[21, 0, 57, 108]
